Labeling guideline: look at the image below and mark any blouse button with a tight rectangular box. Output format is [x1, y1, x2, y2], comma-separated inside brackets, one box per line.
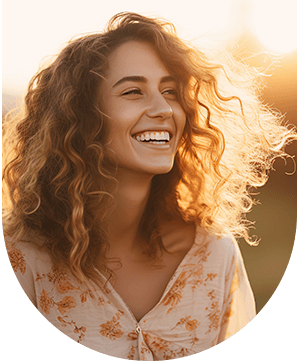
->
[135, 324, 142, 334]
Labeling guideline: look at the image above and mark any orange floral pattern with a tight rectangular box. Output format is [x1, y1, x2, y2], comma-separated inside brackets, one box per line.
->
[162, 271, 188, 314]
[57, 316, 87, 343]
[99, 310, 124, 340]
[6, 227, 256, 360]
[7, 246, 26, 274]
[39, 289, 55, 314]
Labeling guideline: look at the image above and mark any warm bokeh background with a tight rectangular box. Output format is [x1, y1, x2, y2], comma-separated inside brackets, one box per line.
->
[230, 41, 297, 313]
[2, 0, 297, 315]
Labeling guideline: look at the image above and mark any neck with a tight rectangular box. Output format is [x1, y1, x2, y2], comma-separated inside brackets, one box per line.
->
[105, 169, 153, 255]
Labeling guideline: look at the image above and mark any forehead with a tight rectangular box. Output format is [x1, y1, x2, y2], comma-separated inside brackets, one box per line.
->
[105, 40, 171, 83]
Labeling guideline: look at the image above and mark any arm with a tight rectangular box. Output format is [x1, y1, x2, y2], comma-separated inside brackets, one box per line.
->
[6, 241, 37, 306]
[218, 240, 256, 343]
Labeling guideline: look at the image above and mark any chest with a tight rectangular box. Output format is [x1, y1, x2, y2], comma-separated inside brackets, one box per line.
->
[106, 221, 196, 322]
[110, 251, 186, 322]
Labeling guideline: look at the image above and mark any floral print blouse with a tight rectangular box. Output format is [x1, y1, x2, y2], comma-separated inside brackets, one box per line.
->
[6, 226, 255, 360]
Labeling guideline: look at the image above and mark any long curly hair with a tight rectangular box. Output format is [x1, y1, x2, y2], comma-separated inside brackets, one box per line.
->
[3, 12, 295, 284]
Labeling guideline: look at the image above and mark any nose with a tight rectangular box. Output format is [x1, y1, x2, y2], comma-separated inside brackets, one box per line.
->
[146, 93, 173, 120]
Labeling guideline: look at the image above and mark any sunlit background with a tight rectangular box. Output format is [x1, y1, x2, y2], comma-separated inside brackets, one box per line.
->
[2, 0, 297, 315]
[2, 0, 297, 94]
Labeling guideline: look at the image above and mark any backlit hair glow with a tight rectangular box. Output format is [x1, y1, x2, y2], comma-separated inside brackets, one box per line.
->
[3, 12, 295, 284]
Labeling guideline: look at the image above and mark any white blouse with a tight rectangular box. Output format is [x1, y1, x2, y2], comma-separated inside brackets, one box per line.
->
[6, 226, 256, 360]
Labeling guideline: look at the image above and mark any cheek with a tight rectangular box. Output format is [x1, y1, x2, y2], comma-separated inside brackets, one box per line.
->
[106, 120, 126, 148]
[106, 103, 146, 146]
[105, 113, 135, 150]
[176, 107, 187, 137]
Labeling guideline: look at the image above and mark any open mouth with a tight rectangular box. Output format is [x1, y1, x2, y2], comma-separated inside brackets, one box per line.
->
[132, 131, 171, 145]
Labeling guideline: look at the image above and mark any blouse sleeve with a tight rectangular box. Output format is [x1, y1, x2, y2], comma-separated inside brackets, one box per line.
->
[217, 240, 256, 343]
[6, 241, 37, 307]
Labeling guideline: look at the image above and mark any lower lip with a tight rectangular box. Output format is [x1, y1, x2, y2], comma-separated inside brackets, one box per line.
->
[131, 137, 171, 149]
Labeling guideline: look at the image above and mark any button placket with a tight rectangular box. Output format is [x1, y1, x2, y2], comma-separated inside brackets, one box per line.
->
[135, 324, 153, 360]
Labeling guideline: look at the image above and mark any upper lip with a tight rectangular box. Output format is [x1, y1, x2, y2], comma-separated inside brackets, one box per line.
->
[131, 126, 174, 139]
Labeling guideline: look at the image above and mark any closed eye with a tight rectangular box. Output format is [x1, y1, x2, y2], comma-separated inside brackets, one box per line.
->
[162, 88, 178, 99]
[162, 89, 176, 95]
[121, 87, 178, 99]
[121, 88, 142, 96]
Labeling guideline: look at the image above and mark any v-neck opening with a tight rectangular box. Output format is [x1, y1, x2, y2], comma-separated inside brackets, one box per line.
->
[96, 225, 207, 324]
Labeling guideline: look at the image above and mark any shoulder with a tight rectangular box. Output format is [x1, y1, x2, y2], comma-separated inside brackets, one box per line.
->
[4, 234, 53, 306]
[194, 227, 244, 268]
[5, 233, 52, 276]
[210, 234, 241, 259]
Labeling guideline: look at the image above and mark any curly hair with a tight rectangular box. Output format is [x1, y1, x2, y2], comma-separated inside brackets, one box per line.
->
[3, 12, 295, 284]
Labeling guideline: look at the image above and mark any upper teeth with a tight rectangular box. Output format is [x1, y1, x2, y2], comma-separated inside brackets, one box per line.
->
[133, 131, 170, 142]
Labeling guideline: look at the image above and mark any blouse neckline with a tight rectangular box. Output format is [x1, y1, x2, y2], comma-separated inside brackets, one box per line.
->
[98, 225, 209, 324]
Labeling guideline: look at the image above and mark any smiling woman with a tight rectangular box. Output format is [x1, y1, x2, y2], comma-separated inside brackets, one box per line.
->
[2, 12, 295, 361]
[101, 41, 186, 176]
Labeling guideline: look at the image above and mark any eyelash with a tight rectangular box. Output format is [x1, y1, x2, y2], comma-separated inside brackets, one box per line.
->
[121, 88, 177, 96]
[122, 89, 142, 96]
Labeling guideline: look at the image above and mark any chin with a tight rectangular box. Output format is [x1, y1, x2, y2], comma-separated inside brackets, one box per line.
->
[146, 162, 174, 176]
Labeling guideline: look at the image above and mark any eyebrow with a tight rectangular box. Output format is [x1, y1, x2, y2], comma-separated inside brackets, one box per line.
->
[112, 75, 176, 88]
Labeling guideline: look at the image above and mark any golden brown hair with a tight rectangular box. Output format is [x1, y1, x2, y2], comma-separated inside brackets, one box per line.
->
[3, 12, 295, 284]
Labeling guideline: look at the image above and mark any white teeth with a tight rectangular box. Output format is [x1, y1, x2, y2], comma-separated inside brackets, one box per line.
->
[152, 141, 166, 144]
[133, 131, 171, 142]
[162, 131, 170, 141]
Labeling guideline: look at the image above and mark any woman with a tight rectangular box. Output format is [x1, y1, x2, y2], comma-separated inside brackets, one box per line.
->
[3, 12, 295, 360]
